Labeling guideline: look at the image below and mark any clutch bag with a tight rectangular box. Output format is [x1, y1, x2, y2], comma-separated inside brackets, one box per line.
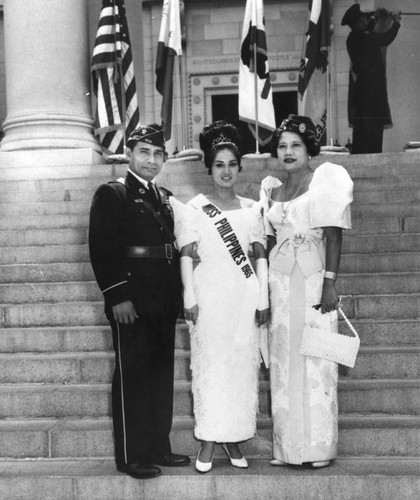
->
[300, 306, 360, 368]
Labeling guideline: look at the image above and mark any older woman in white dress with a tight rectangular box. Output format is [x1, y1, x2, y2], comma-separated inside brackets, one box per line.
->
[261, 115, 353, 468]
[170, 121, 269, 472]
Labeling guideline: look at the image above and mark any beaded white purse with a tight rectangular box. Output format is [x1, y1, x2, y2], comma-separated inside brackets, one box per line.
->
[300, 306, 360, 368]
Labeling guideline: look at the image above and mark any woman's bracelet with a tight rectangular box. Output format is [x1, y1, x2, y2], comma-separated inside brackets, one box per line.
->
[324, 271, 337, 281]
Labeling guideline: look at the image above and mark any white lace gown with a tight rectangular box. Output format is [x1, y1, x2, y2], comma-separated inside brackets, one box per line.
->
[170, 194, 264, 442]
[261, 162, 353, 464]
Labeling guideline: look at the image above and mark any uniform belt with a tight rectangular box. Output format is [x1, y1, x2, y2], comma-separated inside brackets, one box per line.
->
[125, 244, 177, 260]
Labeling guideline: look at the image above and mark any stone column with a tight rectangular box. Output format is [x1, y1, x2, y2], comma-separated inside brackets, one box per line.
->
[1, 0, 101, 152]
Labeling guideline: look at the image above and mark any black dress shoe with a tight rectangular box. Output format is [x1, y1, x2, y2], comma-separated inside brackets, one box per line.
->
[150, 452, 191, 467]
[117, 463, 162, 479]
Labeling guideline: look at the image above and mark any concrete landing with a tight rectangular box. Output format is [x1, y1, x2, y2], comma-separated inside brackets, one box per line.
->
[0, 458, 418, 500]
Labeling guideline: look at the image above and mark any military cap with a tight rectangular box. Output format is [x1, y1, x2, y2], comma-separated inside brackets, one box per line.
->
[127, 123, 165, 149]
[341, 3, 363, 26]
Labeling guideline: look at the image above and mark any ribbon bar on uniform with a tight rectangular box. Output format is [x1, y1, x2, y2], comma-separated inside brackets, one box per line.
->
[125, 245, 177, 260]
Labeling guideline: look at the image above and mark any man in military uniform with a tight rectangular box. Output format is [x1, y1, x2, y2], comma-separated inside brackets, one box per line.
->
[342, 3, 401, 154]
[89, 124, 190, 479]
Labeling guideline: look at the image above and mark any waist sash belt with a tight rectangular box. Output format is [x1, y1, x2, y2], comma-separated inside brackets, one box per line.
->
[125, 244, 177, 260]
[270, 233, 325, 276]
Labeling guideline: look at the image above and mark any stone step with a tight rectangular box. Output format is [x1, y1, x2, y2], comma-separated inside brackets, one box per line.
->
[0, 244, 89, 265]
[1, 179, 419, 210]
[1, 250, 419, 282]
[351, 203, 420, 218]
[0, 151, 418, 182]
[0, 415, 419, 460]
[0, 281, 102, 303]
[0, 346, 419, 384]
[0, 319, 418, 355]
[0, 149, 104, 169]
[0, 162, 125, 182]
[1, 176, 420, 211]
[0, 457, 418, 500]
[0, 262, 95, 283]
[1, 293, 419, 328]
[0, 200, 91, 216]
[0, 228, 88, 247]
[1, 272, 419, 303]
[353, 188, 420, 204]
[161, 153, 420, 180]
[4, 243, 419, 268]
[2, 209, 420, 235]
[338, 272, 420, 295]
[0, 379, 418, 418]
[341, 252, 420, 273]
[344, 233, 420, 254]
[1, 164, 419, 198]
[1, 226, 419, 253]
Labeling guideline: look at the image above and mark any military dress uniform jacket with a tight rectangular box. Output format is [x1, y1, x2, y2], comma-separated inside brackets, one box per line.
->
[89, 171, 182, 318]
[89, 171, 182, 465]
[347, 21, 400, 125]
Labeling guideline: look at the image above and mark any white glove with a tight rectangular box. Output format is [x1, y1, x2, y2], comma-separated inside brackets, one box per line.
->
[180, 256, 197, 309]
[255, 258, 269, 311]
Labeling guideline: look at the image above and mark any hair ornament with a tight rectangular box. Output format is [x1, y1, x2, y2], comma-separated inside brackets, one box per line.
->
[211, 132, 234, 149]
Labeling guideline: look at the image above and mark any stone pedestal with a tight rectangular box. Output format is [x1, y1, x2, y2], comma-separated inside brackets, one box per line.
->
[1, 0, 100, 152]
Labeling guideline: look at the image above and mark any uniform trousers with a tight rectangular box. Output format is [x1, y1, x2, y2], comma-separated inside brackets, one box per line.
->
[109, 311, 176, 466]
[352, 117, 384, 154]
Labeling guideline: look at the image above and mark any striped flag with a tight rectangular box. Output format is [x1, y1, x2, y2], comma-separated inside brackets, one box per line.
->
[239, 0, 275, 148]
[155, 0, 183, 141]
[298, 0, 331, 144]
[91, 0, 140, 155]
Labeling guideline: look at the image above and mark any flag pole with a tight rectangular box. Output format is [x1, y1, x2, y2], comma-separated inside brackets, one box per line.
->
[327, 45, 333, 146]
[329, 16, 335, 147]
[253, 43, 260, 154]
[178, 55, 186, 150]
[113, 0, 126, 151]
[253, 1, 260, 154]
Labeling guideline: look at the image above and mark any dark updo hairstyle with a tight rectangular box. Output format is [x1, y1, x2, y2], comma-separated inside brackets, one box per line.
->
[199, 120, 242, 175]
[270, 114, 321, 158]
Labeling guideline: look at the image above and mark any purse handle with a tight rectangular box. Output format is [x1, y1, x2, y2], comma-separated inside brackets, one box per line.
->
[338, 306, 359, 340]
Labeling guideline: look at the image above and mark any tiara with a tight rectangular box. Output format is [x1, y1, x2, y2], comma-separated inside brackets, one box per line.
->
[211, 132, 235, 149]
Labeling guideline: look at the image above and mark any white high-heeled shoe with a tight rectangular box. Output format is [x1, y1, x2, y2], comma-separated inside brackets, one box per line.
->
[195, 447, 214, 473]
[222, 444, 248, 468]
[312, 460, 331, 468]
[270, 458, 287, 466]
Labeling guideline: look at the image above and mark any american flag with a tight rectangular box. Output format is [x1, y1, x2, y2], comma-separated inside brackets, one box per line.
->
[91, 0, 140, 155]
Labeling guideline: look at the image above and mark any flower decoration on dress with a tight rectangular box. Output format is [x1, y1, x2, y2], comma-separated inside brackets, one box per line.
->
[293, 233, 306, 247]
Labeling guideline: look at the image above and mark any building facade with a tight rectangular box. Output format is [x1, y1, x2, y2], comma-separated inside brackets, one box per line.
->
[0, 0, 419, 154]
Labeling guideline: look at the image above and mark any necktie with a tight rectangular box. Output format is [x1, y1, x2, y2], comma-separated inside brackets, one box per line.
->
[148, 182, 159, 207]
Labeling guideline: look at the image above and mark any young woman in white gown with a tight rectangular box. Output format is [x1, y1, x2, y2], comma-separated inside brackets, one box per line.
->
[260, 115, 353, 468]
[170, 121, 269, 472]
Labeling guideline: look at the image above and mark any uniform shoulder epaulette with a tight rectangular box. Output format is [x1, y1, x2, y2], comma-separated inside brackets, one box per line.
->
[109, 177, 126, 186]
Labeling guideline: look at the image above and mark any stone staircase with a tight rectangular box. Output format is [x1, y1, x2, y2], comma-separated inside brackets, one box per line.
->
[0, 150, 419, 499]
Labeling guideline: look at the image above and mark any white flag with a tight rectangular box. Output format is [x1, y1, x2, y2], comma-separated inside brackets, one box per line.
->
[239, 0, 276, 147]
[298, 0, 331, 143]
[155, 0, 183, 140]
